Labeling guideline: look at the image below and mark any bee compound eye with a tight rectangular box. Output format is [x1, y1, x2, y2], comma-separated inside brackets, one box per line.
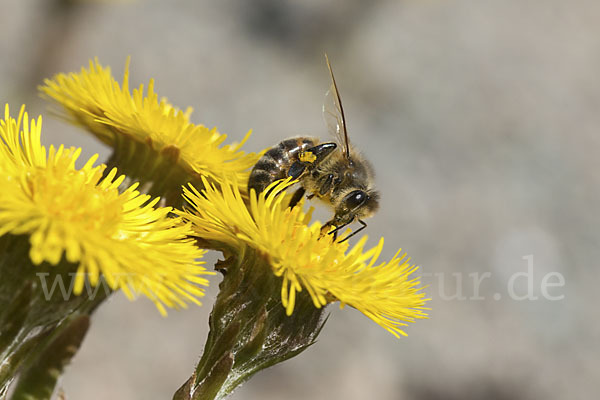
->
[343, 190, 368, 210]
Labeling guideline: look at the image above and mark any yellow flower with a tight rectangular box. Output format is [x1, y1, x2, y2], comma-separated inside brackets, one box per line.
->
[0, 104, 213, 315]
[181, 178, 429, 338]
[39, 58, 261, 188]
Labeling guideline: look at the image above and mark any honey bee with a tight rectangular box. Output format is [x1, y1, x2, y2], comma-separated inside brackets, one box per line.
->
[248, 55, 379, 242]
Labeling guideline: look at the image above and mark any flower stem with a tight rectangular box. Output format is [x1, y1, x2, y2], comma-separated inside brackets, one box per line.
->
[174, 246, 327, 400]
[10, 315, 90, 400]
[0, 234, 109, 398]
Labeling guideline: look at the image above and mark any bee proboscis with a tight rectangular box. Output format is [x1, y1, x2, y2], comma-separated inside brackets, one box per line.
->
[248, 55, 379, 242]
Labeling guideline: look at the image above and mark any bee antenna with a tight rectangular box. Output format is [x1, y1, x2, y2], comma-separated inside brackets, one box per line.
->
[325, 53, 350, 158]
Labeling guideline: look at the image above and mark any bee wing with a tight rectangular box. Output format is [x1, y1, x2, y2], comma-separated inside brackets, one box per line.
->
[322, 54, 350, 158]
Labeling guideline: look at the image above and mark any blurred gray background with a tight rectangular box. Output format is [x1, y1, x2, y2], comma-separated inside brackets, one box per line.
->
[2, 0, 598, 399]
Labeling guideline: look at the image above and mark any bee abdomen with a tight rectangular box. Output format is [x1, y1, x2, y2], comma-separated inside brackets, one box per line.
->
[248, 137, 317, 194]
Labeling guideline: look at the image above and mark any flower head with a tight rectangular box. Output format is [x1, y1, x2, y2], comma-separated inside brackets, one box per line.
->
[181, 178, 429, 338]
[0, 104, 212, 315]
[39, 59, 261, 189]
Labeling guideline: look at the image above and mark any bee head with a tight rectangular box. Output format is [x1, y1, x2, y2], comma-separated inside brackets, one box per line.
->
[333, 189, 380, 226]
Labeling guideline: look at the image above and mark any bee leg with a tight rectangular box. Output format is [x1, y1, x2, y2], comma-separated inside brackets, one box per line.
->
[307, 142, 337, 164]
[338, 219, 367, 243]
[288, 187, 306, 209]
[288, 161, 306, 179]
[323, 220, 350, 241]
[320, 222, 336, 240]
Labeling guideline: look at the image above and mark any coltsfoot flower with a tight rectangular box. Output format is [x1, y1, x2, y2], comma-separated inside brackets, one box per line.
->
[39, 59, 262, 203]
[181, 178, 429, 338]
[0, 104, 212, 314]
